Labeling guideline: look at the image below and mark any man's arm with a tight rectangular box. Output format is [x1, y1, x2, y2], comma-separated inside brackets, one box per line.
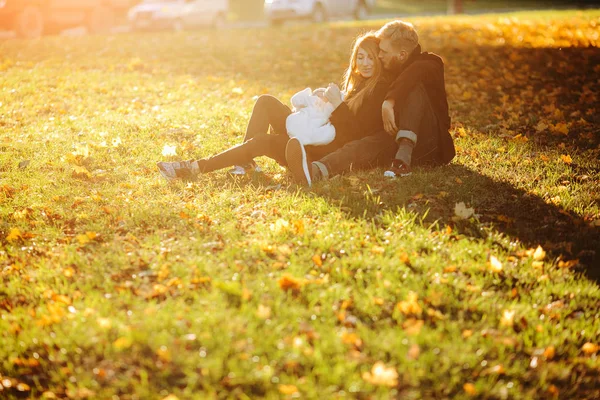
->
[383, 57, 443, 135]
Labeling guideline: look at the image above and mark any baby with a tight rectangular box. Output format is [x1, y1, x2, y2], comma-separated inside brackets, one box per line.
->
[286, 87, 343, 146]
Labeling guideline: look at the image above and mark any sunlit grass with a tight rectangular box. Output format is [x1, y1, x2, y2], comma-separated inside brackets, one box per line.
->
[0, 10, 599, 400]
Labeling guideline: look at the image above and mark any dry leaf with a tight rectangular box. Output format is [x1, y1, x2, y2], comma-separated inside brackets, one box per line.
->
[402, 318, 424, 336]
[500, 309, 515, 328]
[362, 362, 398, 387]
[463, 382, 477, 395]
[488, 255, 503, 273]
[256, 304, 271, 320]
[407, 343, 420, 360]
[396, 292, 423, 317]
[582, 342, 598, 355]
[278, 275, 303, 292]
[162, 144, 177, 157]
[72, 166, 92, 180]
[560, 154, 572, 164]
[6, 227, 22, 243]
[543, 346, 556, 360]
[532, 245, 546, 261]
[312, 254, 323, 267]
[454, 202, 474, 219]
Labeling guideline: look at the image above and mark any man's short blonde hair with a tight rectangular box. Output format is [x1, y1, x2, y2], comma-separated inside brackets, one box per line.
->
[376, 20, 419, 53]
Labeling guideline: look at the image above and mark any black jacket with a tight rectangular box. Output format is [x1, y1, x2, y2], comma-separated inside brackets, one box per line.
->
[386, 44, 455, 165]
[307, 80, 389, 160]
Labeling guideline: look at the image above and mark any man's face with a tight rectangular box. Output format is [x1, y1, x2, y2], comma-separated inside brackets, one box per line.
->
[378, 38, 404, 70]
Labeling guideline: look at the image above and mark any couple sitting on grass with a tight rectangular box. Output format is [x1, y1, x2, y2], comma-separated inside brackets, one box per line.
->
[158, 20, 455, 187]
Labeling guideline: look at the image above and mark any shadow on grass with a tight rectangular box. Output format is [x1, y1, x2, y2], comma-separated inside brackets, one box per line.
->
[310, 163, 599, 283]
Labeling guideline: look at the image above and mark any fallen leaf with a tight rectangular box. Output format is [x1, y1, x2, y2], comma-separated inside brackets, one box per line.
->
[362, 362, 398, 387]
[454, 202, 474, 219]
[543, 346, 556, 360]
[463, 382, 477, 395]
[6, 227, 23, 243]
[532, 245, 546, 261]
[162, 144, 177, 157]
[396, 292, 423, 317]
[488, 255, 503, 273]
[560, 154, 572, 164]
[278, 275, 303, 292]
[500, 309, 515, 328]
[407, 343, 420, 360]
[582, 342, 598, 355]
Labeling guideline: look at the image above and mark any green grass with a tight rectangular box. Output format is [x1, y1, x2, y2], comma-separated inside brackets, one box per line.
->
[1, 10, 599, 400]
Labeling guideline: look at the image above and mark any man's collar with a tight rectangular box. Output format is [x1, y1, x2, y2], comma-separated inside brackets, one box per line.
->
[392, 43, 423, 75]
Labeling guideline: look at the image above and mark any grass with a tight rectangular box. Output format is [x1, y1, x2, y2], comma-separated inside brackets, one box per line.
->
[372, 0, 598, 15]
[1, 9, 599, 400]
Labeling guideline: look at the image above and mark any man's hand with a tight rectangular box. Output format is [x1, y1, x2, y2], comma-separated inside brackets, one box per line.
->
[324, 83, 343, 108]
[382, 99, 397, 135]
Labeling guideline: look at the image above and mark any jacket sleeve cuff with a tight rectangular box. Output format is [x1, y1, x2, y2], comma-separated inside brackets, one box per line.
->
[330, 102, 352, 124]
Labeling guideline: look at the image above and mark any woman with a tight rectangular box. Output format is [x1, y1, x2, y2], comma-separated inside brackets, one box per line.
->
[157, 32, 388, 181]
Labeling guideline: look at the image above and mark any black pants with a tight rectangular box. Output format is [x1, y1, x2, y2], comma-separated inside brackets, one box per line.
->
[316, 84, 441, 177]
[198, 95, 291, 172]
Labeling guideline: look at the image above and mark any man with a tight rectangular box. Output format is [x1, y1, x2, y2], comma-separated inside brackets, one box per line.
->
[286, 20, 455, 186]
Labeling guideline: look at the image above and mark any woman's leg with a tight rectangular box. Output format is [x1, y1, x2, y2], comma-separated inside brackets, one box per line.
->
[197, 132, 289, 173]
[242, 95, 291, 142]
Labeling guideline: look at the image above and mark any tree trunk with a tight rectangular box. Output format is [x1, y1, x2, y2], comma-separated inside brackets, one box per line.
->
[447, 0, 464, 15]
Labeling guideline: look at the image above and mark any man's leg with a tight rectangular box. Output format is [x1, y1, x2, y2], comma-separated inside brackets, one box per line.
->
[310, 133, 398, 181]
[388, 84, 440, 175]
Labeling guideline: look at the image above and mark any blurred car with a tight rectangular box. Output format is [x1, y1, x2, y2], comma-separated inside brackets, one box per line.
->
[0, 0, 136, 38]
[128, 0, 228, 31]
[264, 0, 376, 25]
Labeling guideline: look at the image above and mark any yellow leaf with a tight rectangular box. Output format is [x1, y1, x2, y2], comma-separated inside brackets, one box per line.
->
[72, 166, 92, 180]
[113, 337, 132, 350]
[532, 245, 546, 261]
[278, 384, 298, 395]
[162, 395, 179, 400]
[396, 292, 422, 317]
[582, 342, 598, 355]
[6, 227, 22, 243]
[341, 332, 362, 348]
[162, 144, 177, 157]
[371, 245, 385, 255]
[463, 382, 477, 395]
[362, 362, 398, 387]
[488, 255, 503, 273]
[256, 304, 271, 320]
[543, 346, 555, 360]
[500, 309, 515, 327]
[278, 275, 303, 292]
[270, 218, 289, 234]
[312, 254, 323, 267]
[560, 154, 572, 164]
[552, 122, 569, 135]
[231, 87, 244, 95]
[402, 318, 424, 336]
[292, 219, 305, 235]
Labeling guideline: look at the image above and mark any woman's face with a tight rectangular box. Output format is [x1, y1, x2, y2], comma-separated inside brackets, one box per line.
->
[356, 47, 375, 78]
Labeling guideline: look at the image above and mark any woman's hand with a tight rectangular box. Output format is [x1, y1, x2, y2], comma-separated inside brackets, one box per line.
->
[382, 99, 398, 135]
[324, 83, 343, 108]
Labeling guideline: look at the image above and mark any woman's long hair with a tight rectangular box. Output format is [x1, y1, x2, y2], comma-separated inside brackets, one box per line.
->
[342, 32, 383, 114]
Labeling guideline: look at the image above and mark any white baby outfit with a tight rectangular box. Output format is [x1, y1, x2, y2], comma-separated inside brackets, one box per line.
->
[286, 88, 341, 146]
